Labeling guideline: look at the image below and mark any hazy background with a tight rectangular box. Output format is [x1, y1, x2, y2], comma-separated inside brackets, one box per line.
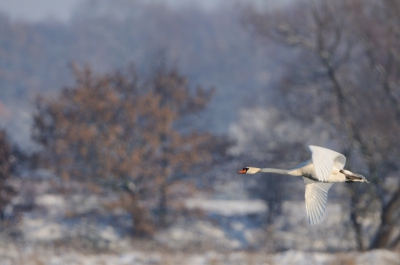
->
[0, 0, 280, 149]
[0, 0, 80, 21]
[0, 0, 399, 264]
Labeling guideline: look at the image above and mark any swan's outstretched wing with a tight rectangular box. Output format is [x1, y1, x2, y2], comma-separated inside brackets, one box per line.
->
[309, 145, 346, 182]
[303, 177, 333, 225]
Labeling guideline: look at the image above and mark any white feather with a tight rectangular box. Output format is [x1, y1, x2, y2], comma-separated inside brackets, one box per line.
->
[309, 145, 346, 182]
[303, 177, 333, 225]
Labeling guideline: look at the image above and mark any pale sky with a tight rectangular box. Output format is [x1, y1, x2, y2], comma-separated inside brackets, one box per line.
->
[0, 0, 274, 22]
[0, 0, 82, 21]
[0, 0, 213, 22]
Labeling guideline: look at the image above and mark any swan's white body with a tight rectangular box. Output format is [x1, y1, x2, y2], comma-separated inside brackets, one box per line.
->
[238, 145, 369, 225]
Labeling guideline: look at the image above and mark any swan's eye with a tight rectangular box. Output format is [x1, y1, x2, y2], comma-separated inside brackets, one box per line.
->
[243, 167, 249, 172]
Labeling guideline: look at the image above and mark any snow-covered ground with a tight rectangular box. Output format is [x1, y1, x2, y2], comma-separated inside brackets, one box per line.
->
[0, 245, 398, 265]
[2, 178, 399, 265]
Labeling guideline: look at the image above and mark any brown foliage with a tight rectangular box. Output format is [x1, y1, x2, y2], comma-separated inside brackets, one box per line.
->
[32, 64, 227, 235]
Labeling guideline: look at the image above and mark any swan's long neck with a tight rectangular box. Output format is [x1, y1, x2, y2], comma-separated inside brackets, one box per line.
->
[259, 168, 291, 175]
[259, 167, 303, 176]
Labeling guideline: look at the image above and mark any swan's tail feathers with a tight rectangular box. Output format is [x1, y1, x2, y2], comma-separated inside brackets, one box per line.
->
[303, 178, 333, 225]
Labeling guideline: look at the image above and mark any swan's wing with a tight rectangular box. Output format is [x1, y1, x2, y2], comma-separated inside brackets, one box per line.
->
[303, 177, 333, 225]
[309, 145, 346, 182]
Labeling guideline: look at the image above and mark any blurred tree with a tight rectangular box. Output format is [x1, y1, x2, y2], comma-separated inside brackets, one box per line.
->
[0, 0, 277, 153]
[32, 64, 229, 236]
[231, 107, 313, 228]
[244, 0, 400, 250]
[0, 130, 17, 220]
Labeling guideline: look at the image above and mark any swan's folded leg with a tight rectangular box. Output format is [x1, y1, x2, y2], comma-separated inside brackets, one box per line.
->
[303, 178, 333, 225]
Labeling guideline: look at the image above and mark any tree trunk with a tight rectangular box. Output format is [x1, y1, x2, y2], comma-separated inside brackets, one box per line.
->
[348, 186, 365, 251]
[130, 194, 154, 237]
[158, 184, 168, 228]
[369, 188, 400, 249]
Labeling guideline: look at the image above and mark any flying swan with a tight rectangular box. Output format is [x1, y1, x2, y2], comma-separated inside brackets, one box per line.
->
[238, 145, 369, 225]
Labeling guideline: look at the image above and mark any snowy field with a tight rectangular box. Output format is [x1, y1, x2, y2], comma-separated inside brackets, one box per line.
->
[0, 245, 398, 265]
[1, 184, 399, 265]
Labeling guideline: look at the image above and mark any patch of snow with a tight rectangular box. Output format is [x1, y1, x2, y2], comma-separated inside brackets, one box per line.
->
[69, 194, 103, 215]
[185, 199, 267, 216]
[35, 194, 65, 216]
[154, 220, 241, 250]
[231, 221, 244, 231]
[357, 249, 400, 265]
[270, 201, 358, 251]
[22, 218, 63, 241]
[273, 251, 332, 265]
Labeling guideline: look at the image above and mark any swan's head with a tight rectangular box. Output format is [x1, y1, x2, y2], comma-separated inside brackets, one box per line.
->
[354, 174, 370, 183]
[340, 170, 370, 183]
[238, 167, 260, 174]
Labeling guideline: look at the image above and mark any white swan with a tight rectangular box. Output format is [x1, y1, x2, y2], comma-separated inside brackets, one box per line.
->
[238, 145, 369, 225]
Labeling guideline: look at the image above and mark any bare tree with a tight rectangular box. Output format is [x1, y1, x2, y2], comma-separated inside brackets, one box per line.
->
[32, 64, 228, 236]
[0, 130, 17, 220]
[244, 0, 400, 250]
[356, 0, 400, 249]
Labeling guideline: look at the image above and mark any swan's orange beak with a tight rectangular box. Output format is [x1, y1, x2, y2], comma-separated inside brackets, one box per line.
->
[238, 168, 248, 174]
